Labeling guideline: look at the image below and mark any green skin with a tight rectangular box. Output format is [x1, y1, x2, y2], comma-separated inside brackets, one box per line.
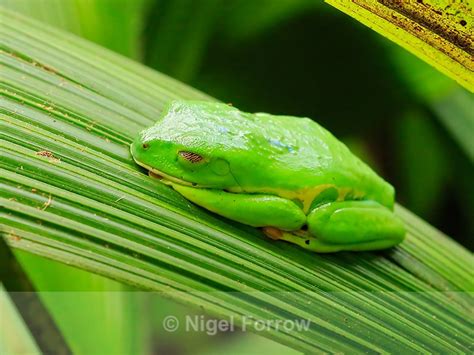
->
[131, 100, 405, 253]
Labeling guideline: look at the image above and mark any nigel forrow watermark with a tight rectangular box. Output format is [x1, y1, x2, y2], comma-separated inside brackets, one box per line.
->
[163, 315, 311, 336]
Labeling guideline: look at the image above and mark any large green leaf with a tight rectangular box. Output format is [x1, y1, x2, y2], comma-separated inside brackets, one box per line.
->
[1, 9, 473, 353]
[326, 0, 474, 92]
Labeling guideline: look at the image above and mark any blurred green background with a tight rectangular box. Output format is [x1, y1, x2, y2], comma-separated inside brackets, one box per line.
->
[1, 0, 472, 354]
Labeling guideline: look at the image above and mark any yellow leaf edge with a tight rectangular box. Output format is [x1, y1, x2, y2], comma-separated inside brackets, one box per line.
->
[325, 0, 474, 93]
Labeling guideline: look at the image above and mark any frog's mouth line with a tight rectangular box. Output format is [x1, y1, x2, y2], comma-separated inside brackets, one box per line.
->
[133, 157, 244, 193]
[133, 159, 204, 187]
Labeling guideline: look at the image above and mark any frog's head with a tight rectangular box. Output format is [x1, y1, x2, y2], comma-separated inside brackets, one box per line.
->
[130, 100, 247, 189]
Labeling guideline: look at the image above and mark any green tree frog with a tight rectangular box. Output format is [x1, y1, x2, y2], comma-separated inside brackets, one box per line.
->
[131, 100, 405, 252]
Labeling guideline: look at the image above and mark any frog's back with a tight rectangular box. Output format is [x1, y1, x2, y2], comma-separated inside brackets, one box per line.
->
[242, 112, 395, 209]
[164, 101, 395, 209]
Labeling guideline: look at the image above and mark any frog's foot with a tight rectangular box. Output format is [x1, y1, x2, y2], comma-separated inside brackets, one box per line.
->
[306, 200, 406, 252]
[262, 227, 284, 240]
[262, 211, 405, 253]
[262, 227, 329, 251]
[148, 171, 163, 180]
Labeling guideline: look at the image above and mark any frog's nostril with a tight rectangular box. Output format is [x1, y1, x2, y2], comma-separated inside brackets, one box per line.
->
[142, 143, 150, 149]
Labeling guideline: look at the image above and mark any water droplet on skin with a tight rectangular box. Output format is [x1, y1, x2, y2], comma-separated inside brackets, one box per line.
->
[268, 138, 295, 152]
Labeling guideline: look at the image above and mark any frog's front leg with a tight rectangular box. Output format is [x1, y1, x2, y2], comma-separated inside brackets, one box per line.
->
[171, 184, 306, 230]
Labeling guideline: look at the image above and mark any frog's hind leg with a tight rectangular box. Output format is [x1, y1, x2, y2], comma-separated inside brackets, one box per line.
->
[305, 200, 406, 253]
[263, 200, 405, 253]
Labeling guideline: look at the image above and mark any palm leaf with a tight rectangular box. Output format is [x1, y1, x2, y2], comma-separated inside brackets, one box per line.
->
[325, 0, 474, 92]
[1, 9, 472, 353]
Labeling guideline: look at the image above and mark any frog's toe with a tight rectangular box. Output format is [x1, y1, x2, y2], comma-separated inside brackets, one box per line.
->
[262, 227, 309, 242]
[262, 228, 342, 253]
[262, 227, 283, 240]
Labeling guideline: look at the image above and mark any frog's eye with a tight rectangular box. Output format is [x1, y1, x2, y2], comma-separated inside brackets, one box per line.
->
[178, 151, 204, 164]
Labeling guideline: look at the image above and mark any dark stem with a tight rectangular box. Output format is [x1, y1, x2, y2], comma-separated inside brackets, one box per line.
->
[0, 234, 72, 355]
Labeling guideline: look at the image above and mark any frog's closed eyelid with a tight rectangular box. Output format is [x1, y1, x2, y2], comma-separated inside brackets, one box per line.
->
[179, 151, 204, 163]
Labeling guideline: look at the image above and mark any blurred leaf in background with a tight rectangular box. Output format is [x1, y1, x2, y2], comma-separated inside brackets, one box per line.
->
[143, 0, 222, 82]
[431, 87, 474, 162]
[1, 0, 150, 58]
[394, 109, 449, 217]
[0, 283, 40, 354]
[192, 4, 407, 134]
[220, 0, 315, 42]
